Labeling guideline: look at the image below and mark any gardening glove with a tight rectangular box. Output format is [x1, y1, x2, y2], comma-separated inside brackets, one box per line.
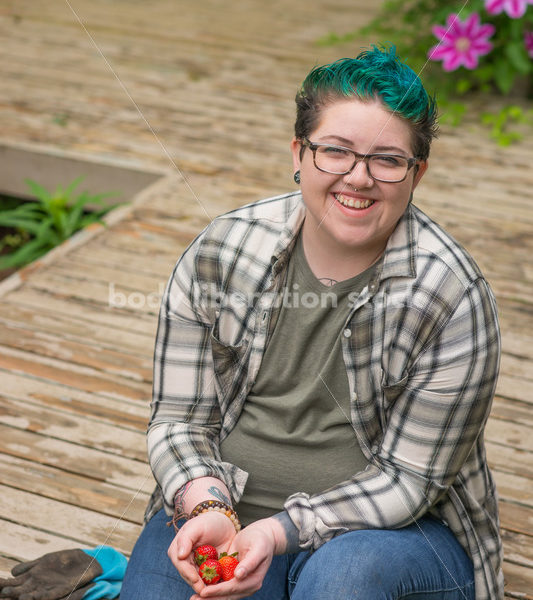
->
[79, 547, 127, 600]
[0, 546, 127, 600]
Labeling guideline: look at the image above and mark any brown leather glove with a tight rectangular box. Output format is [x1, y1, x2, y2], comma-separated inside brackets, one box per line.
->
[0, 549, 102, 600]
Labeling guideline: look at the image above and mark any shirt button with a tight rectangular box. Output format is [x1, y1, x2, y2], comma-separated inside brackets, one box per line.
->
[343, 328, 351, 338]
[352, 393, 358, 402]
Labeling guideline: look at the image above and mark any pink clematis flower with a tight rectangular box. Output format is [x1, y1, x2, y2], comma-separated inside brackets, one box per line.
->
[485, 0, 533, 18]
[428, 13, 495, 71]
[525, 31, 533, 58]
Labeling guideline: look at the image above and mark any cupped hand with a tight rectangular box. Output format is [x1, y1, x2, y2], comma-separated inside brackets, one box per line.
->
[168, 511, 237, 595]
[191, 517, 285, 600]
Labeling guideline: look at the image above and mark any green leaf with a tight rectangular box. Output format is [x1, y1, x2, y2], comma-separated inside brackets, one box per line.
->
[493, 59, 516, 94]
[440, 102, 467, 126]
[0, 203, 43, 220]
[24, 179, 52, 203]
[455, 78, 472, 95]
[506, 105, 524, 121]
[62, 176, 84, 200]
[474, 65, 494, 84]
[0, 215, 47, 235]
[481, 112, 496, 125]
[505, 41, 532, 75]
[54, 210, 69, 240]
[0, 236, 49, 269]
[495, 131, 522, 146]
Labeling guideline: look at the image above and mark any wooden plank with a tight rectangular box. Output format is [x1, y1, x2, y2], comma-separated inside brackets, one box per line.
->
[46, 258, 165, 293]
[1, 287, 157, 341]
[486, 418, 533, 454]
[0, 484, 141, 554]
[493, 471, 533, 509]
[500, 353, 533, 382]
[1, 370, 148, 429]
[0, 424, 154, 494]
[1, 396, 147, 461]
[0, 555, 19, 578]
[0, 321, 152, 382]
[22, 271, 161, 316]
[0, 347, 150, 402]
[83, 218, 198, 258]
[501, 330, 533, 361]
[70, 242, 178, 279]
[0, 520, 80, 563]
[491, 397, 533, 428]
[503, 561, 533, 600]
[486, 442, 533, 481]
[499, 500, 533, 537]
[496, 374, 533, 406]
[501, 529, 533, 568]
[0, 453, 148, 522]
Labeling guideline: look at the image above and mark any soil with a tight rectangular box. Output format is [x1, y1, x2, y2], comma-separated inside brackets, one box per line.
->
[0, 224, 20, 281]
[0, 193, 31, 282]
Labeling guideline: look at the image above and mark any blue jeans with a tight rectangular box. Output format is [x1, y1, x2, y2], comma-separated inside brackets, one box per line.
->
[121, 509, 474, 599]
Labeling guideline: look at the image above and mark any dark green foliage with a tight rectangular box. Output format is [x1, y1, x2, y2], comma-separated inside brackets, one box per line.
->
[0, 178, 119, 270]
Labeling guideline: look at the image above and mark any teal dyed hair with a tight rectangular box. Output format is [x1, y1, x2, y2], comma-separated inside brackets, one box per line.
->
[295, 45, 438, 160]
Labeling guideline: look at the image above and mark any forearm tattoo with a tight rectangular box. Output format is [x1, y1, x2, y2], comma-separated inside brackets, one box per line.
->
[208, 486, 231, 505]
[273, 511, 300, 553]
[173, 482, 231, 514]
[174, 481, 192, 511]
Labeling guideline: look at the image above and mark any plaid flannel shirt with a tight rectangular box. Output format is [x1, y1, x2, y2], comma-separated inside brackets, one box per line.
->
[146, 191, 503, 599]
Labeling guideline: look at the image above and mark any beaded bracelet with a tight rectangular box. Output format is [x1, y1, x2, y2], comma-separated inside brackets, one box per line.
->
[189, 499, 242, 532]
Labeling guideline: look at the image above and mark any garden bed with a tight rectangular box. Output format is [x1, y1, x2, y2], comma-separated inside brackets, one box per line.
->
[0, 144, 164, 283]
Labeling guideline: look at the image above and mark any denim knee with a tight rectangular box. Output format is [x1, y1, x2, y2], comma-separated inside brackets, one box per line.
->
[289, 518, 474, 600]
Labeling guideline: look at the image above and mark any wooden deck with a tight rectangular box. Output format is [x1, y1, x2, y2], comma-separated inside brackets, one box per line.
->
[0, 1, 532, 597]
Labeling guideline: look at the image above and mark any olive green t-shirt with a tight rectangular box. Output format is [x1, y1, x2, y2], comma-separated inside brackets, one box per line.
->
[220, 232, 376, 525]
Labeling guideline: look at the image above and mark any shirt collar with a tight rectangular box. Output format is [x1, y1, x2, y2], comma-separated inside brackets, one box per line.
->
[380, 203, 418, 281]
[270, 195, 306, 277]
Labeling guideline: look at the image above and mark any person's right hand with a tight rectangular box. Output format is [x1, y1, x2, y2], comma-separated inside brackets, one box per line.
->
[168, 511, 237, 595]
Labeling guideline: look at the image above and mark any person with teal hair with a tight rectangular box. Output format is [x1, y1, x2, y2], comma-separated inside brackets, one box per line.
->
[121, 45, 503, 600]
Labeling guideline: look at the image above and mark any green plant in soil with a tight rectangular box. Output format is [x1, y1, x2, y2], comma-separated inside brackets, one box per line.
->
[0, 177, 119, 271]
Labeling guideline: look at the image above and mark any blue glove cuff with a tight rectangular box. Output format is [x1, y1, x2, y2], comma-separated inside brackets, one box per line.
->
[81, 546, 128, 600]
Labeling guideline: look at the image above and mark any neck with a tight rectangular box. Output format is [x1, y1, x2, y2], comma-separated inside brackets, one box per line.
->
[301, 221, 384, 282]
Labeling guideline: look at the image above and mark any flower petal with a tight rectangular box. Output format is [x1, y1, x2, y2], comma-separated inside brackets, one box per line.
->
[463, 51, 480, 69]
[443, 52, 464, 71]
[446, 13, 462, 34]
[474, 24, 496, 41]
[470, 40, 494, 55]
[506, 0, 527, 17]
[428, 44, 456, 60]
[485, 0, 505, 14]
[464, 12, 480, 37]
[432, 24, 454, 41]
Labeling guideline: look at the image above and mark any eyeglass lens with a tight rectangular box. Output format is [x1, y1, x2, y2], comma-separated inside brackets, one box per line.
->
[314, 146, 409, 182]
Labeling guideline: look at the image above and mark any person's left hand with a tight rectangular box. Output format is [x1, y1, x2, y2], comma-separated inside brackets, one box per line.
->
[190, 517, 286, 600]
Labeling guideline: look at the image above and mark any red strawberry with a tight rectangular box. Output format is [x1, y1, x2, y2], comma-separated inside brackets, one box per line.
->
[198, 558, 223, 585]
[194, 544, 218, 567]
[218, 552, 239, 581]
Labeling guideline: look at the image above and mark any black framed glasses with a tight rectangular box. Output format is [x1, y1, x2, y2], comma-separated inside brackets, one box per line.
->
[301, 138, 418, 183]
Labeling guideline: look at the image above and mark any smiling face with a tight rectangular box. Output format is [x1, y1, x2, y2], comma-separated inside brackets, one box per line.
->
[291, 98, 428, 272]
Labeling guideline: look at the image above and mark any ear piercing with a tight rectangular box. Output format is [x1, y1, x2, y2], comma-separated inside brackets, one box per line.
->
[293, 170, 301, 184]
